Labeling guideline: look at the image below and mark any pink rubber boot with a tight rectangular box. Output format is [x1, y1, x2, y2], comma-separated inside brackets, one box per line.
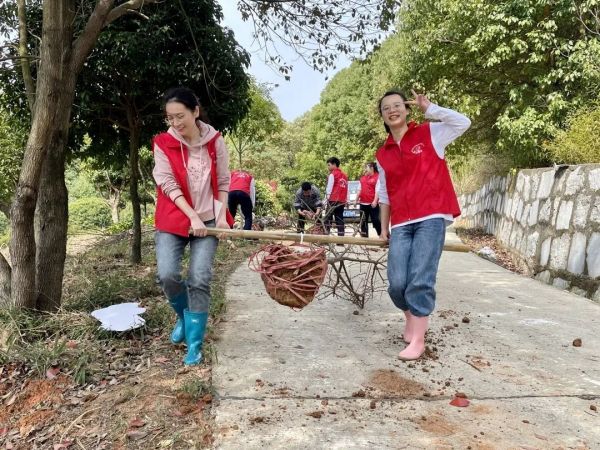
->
[402, 310, 413, 343]
[398, 316, 429, 361]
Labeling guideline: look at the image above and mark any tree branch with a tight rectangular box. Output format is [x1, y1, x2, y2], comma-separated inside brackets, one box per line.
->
[105, 0, 159, 25]
[17, 0, 36, 113]
[71, 0, 116, 73]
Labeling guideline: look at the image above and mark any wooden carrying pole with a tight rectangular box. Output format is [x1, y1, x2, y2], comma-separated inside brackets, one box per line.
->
[205, 228, 471, 253]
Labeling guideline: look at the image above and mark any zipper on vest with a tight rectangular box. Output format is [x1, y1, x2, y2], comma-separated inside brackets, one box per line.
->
[399, 141, 411, 220]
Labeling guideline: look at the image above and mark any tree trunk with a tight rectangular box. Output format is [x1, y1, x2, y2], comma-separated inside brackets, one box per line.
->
[35, 147, 68, 311]
[108, 188, 121, 223]
[10, 1, 76, 309]
[128, 117, 142, 264]
[0, 252, 10, 307]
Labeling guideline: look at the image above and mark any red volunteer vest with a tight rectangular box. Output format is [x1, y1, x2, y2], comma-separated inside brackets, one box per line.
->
[153, 132, 233, 236]
[376, 122, 460, 226]
[329, 168, 348, 203]
[359, 173, 379, 204]
[229, 170, 253, 194]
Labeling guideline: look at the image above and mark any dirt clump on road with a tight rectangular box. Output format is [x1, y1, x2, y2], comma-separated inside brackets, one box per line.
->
[368, 369, 426, 398]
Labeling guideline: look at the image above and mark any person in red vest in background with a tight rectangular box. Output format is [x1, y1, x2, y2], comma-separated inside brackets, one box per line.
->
[152, 87, 231, 366]
[355, 162, 382, 237]
[324, 156, 348, 237]
[377, 89, 470, 361]
[228, 169, 255, 230]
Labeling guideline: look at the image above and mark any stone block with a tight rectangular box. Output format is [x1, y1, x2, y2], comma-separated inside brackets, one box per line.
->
[591, 197, 600, 224]
[540, 237, 552, 266]
[589, 168, 600, 191]
[567, 232, 586, 274]
[523, 175, 531, 201]
[528, 200, 539, 226]
[516, 198, 523, 221]
[565, 167, 583, 195]
[531, 173, 540, 198]
[587, 233, 600, 278]
[569, 286, 588, 297]
[556, 201, 573, 230]
[526, 231, 539, 259]
[551, 198, 561, 227]
[538, 199, 551, 223]
[552, 278, 570, 289]
[535, 270, 551, 283]
[516, 172, 525, 193]
[537, 170, 554, 199]
[573, 195, 590, 229]
[549, 234, 570, 270]
[520, 204, 530, 225]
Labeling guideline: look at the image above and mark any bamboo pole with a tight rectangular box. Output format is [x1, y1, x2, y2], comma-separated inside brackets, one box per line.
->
[205, 228, 471, 253]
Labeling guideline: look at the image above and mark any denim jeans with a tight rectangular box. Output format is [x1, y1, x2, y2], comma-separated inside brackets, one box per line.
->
[387, 218, 446, 317]
[155, 221, 218, 313]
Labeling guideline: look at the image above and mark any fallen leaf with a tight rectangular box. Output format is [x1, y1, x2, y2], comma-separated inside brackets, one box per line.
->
[128, 418, 146, 428]
[126, 430, 148, 441]
[53, 440, 73, 449]
[449, 396, 470, 407]
[46, 366, 60, 379]
[6, 393, 17, 406]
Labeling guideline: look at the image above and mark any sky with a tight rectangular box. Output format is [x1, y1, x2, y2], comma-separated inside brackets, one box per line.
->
[217, 1, 351, 122]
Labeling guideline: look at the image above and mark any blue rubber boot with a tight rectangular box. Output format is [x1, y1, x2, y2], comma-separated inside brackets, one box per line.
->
[183, 309, 208, 366]
[168, 290, 188, 344]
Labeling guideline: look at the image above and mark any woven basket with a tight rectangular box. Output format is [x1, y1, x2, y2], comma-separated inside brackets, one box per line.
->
[249, 244, 328, 309]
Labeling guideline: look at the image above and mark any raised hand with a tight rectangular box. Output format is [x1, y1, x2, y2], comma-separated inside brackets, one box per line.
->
[405, 89, 431, 113]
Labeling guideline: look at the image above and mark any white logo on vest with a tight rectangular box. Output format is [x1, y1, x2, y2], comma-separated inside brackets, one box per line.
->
[410, 143, 424, 155]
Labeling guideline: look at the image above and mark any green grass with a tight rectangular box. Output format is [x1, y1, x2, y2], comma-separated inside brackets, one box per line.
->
[178, 377, 213, 399]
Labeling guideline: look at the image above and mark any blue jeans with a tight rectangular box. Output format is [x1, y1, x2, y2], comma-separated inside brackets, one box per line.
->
[155, 221, 218, 313]
[387, 218, 446, 317]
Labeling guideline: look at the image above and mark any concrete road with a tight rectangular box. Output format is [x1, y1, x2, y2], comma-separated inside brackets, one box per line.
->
[212, 230, 600, 449]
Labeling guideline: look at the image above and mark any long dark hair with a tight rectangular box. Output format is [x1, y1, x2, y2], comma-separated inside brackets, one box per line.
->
[163, 86, 210, 123]
[378, 90, 410, 134]
[366, 162, 378, 174]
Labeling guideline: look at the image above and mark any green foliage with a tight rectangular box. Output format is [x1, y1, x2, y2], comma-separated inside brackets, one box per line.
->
[75, 0, 251, 159]
[66, 163, 98, 202]
[0, 108, 27, 212]
[386, 0, 600, 167]
[226, 80, 284, 172]
[254, 180, 279, 217]
[69, 197, 112, 231]
[544, 104, 600, 164]
[0, 212, 8, 235]
[300, 61, 382, 180]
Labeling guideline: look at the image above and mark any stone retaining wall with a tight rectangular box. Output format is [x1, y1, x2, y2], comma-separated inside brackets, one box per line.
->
[456, 164, 600, 302]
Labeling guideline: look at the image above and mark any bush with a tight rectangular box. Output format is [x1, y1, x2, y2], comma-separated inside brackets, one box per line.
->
[0, 212, 7, 235]
[69, 197, 112, 230]
[544, 105, 600, 164]
[254, 179, 280, 217]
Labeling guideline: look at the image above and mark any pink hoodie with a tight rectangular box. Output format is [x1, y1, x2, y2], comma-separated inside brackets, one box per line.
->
[152, 121, 230, 222]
